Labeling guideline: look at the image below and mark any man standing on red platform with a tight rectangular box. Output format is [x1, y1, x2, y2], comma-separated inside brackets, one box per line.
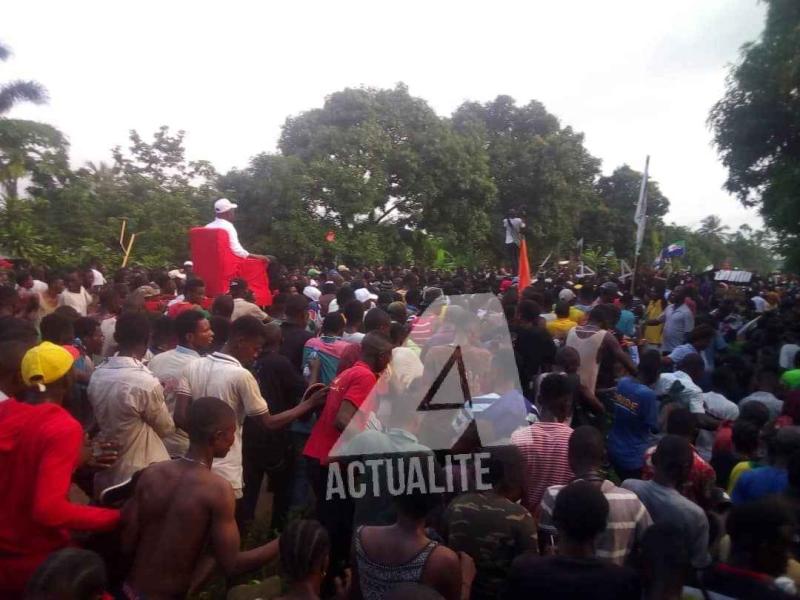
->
[205, 198, 269, 263]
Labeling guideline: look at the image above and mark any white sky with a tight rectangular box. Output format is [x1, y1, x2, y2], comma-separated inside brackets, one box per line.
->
[3, 0, 766, 231]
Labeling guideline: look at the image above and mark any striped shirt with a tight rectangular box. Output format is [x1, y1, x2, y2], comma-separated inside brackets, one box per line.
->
[511, 421, 574, 514]
[539, 478, 653, 565]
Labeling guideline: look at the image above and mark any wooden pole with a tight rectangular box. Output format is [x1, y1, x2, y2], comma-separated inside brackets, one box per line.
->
[122, 233, 136, 267]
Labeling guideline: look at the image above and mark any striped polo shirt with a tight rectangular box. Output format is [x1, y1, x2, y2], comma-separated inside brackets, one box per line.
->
[511, 421, 574, 515]
[539, 478, 653, 565]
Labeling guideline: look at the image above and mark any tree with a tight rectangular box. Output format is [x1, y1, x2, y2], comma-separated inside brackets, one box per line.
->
[280, 84, 496, 264]
[452, 95, 600, 262]
[0, 41, 47, 115]
[698, 215, 729, 238]
[709, 0, 800, 269]
[583, 165, 670, 261]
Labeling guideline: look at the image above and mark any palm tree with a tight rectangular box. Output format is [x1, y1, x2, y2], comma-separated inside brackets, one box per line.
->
[0, 41, 48, 115]
[698, 215, 730, 239]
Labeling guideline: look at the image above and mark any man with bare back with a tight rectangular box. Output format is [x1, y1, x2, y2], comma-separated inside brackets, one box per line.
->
[120, 396, 279, 599]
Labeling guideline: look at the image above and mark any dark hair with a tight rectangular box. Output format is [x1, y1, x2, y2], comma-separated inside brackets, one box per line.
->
[732, 419, 761, 456]
[405, 288, 422, 306]
[0, 285, 18, 309]
[211, 294, 234, 319]
[73, 317, 99, 340]
[739, 401, 770, 429]
[485, 445, 524, 489]
[665, 407, 696, 438]
[568, 425, 604, 471]
[389, 321, 410, 346]
[726, 497, 795, 562]
[0, 316, 38, 345]
[676, 352, 704, 374]
[114, 312, 151, 348]
[279, 519, 331, 582]
[364, 307, 391, 333]
[539, 373, 571, 411]
[25, 547, 107, 600]
[553, 480, 609, 543]
[639, 522, 690, 591]
[336, 285, 356, 307]
[40, 313, 76, 345]
[209, 315, 229, 350]
[187, 396, 236, 444]
[184, 278, 205, 295]
[175, 310, 207, 345]
[688, 324, 715, 344]
[517, 299, 541, 322]
[393, 453, 444, 520]
[343, 299, 365, 325]
[652, 435, 693, 483]
[285, 294, 309, 319]
[322, 313, 345, 336]
[588, 303, 616, 328]
[638, 349, 662, 384]
[229, 316, 267, 342]
[554, 300, 570, 319]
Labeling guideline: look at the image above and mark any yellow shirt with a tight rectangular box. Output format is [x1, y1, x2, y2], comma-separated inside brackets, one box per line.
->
[569, 306, 586, 324]
[547, 317, 577, 340]
[644, 300, 664, 345]
[727, 460, 757, 495]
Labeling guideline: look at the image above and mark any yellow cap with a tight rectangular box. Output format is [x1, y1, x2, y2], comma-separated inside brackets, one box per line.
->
[21, 342, 76, 386]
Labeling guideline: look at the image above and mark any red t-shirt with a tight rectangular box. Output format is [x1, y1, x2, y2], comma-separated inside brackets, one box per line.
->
[303, 361, 377, 464]
[0, 399, 119, 596]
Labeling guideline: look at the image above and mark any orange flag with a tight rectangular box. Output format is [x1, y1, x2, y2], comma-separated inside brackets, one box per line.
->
[518, 238, 531, 290]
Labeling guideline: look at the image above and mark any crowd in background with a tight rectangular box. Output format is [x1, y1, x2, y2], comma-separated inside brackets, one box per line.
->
[1, 256, 800, 600]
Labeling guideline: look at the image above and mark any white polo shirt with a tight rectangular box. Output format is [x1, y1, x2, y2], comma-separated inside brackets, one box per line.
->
[177, 352, 270, 496]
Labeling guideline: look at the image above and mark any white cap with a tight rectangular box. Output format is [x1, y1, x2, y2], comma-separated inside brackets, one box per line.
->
[183, 260, 193, 267]
[558, 288, 576, 302]
[214, 198, 238, 213]
[303, 286, 322, 302]
[355, 288, 378, 303]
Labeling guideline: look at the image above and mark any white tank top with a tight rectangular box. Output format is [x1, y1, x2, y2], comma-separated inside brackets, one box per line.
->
[566, 327, 606, 392]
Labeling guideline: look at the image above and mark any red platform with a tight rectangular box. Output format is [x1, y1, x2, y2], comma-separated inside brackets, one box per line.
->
[189, 227, 272, 307]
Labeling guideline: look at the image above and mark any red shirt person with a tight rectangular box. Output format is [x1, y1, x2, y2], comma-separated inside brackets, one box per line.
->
[0, 342, 119, 598]
[304, 332, 394, 466]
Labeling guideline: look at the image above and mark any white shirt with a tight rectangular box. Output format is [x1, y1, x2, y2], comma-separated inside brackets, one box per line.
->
[780, 344, 800, 370]
[751, 295, 768, 313]
[205, 217, 249, 258]
[30, 280, 48, 294]
[231, 297, 268, 321]
[91, 268, 107, 288]
[58, 287, 93, 316]
[177, 352, 270, 496]
[88, 356, 174, 496]
[147, 346, 201, 457]
[0, 390, 8, 403]
[503, 217, 524, 244]
[100, 317, 117, 357]
[696, 391, 740, 461]
[655, 371, 705, 414]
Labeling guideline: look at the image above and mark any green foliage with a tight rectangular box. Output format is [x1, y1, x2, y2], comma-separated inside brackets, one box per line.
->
[709, 0, 800, 270]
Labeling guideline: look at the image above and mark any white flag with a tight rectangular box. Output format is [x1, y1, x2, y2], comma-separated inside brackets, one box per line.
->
[634, 156, 650, 257]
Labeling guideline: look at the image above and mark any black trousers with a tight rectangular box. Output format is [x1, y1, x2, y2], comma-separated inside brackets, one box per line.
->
[506, 242, 520, 272]
[308, 458, 354, 579]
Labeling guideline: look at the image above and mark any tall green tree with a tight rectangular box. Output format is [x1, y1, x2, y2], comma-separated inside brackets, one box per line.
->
[452, 95, 600, 262]
[709, 0, 800, 269]
[280, 84, 496, 265]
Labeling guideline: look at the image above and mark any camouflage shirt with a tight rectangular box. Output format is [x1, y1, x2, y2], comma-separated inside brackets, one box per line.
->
[443, 491, 538, 600]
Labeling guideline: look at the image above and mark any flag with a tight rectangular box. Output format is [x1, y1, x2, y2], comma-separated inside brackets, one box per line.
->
[664, 240, 686, 258]
[633, 155, 650, 257]
[325, 230, 336, 243]
[518, 238, 531, 290]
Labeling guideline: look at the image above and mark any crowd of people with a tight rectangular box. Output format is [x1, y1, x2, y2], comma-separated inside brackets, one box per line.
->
[2, 245, 800, 600]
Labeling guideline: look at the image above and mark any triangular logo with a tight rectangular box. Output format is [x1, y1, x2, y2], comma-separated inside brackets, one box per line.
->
[417, 345, 472, 411]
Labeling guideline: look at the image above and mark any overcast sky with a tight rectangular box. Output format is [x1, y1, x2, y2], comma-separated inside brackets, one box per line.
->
[3, 0, 766, 230]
